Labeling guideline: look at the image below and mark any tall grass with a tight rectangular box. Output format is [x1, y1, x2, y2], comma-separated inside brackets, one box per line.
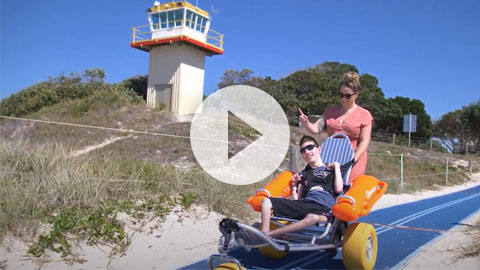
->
[0, 141, 136, 239]
[0, 140, 261, 243]
[367, 148, 470, 194]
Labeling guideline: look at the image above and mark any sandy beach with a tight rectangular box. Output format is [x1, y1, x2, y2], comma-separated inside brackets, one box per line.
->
[1, 174, 479, 270]
[398, 212, 480, 270]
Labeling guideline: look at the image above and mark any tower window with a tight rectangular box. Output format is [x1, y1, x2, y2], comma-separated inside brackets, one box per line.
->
[160, 12, 167, 28]
[185, 9, 208, 33]
[151, 9, 206, 31]
[151, 13, 159, 29]
[174, 9, 183, 27]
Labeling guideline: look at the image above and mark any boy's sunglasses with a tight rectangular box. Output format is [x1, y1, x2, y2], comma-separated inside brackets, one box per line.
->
[300, 144, 317, 154]
[339, 92, 356, 99]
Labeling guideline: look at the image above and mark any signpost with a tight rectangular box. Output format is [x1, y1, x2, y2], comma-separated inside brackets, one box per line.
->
[403, 114, 417, 147]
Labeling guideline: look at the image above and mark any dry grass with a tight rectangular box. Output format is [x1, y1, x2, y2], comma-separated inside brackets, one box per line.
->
[457, 219, 480, 259]
[0, 140, 267, 243]
[0, 141, 142, 240]
[366, 141, 471, 194]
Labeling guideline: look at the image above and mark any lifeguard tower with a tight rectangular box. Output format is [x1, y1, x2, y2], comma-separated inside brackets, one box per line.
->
[131, 1, 223, 116]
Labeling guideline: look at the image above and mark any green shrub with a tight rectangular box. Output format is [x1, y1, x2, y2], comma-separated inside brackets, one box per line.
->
[121, 75, 148, 99]
[0, 68, 140, 117]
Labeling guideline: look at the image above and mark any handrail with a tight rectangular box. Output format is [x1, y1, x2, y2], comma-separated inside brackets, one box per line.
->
[131, 19, 224, 50]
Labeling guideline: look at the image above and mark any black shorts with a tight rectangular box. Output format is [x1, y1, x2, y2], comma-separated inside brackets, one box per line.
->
[270, 197, 331, 220]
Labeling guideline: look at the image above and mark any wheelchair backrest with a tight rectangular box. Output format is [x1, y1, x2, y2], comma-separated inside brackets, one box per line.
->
[320, 133, 354, 185]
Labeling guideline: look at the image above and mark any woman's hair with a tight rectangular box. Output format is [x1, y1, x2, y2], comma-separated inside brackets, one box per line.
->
[341, 71, 361, 93]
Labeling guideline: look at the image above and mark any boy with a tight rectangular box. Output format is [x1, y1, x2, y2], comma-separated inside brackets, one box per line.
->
[261, 135, 344, 237]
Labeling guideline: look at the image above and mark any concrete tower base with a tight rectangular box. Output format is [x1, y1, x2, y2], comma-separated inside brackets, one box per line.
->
[146, 43, 206, 116]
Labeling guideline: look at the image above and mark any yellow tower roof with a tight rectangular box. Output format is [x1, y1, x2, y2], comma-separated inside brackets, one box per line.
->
[148, 1, 209, 17]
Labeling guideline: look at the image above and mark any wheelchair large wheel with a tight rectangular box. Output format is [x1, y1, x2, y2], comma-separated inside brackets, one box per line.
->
[258, 220, 288, 259]
[214, 262, 246, 270]
[342, 223, 377, 270]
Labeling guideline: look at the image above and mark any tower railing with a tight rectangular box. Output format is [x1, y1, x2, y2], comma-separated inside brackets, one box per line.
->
[131, 19, 223, 50]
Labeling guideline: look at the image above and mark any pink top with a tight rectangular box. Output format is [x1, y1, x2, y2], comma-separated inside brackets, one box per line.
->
[324, 105, 373, 184]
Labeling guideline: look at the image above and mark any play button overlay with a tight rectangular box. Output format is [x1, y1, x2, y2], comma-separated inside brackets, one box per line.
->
[227, 111, 263, 159]
[190, 85, 290, 185]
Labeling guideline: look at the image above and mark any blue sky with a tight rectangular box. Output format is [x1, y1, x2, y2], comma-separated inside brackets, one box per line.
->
[1, 0, 479, 120]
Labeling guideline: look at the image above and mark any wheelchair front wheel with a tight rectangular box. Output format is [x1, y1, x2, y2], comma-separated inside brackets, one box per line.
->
[342, 222, 377, 270]
[214, 262, 246, 270]
[258, 220, 288, 259]
[258, 245, 287, 259]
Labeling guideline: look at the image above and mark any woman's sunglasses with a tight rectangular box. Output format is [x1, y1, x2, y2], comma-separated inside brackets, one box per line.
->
[339, 92, 356, 99]
[300, 144, 317, 154]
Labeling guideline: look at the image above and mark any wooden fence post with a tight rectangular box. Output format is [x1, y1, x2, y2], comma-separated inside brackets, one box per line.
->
[289, 146, 299, 172]
[445, 157, 449, 184]
[400, 153, 404, 190]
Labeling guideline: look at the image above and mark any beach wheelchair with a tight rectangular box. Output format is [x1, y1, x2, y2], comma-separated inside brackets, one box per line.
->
[208, 134, 388, 270]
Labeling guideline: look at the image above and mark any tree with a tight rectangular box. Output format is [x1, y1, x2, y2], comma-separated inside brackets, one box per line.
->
[311, 62, 358, 75]
[460, 100, 480, 152]
[215, 62, 435, 133]
[217, 68, 265, 89]
[83, 68, 106, 83]
[432, 110, 467, 153]
[463, 100, 480, 142]
[122, 75, 148, 100]
[354, 74, 402, 133]
[388, 97, 432, 138]
[432, 100, 480, 153]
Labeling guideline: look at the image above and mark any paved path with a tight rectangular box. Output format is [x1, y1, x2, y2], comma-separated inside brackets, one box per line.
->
[182, 184, 480, 269]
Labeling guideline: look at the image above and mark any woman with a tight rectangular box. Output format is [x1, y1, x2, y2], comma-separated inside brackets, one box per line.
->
[299, 72, 373, 184]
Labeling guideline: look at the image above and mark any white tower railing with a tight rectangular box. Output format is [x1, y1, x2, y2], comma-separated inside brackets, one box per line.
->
[132, 19, 223, 50]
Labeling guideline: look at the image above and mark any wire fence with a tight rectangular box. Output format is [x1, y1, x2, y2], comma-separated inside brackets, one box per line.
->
[370, 131, 480, 154]
[0, 115, 477, 192]
[368, 153, 473, 190]
[0, 170, 150, 183]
